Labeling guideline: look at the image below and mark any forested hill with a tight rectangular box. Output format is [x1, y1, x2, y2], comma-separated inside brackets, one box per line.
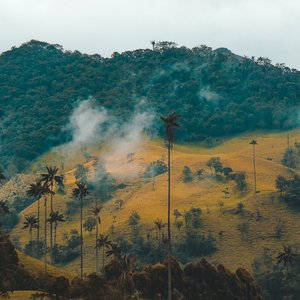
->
[0, 40, 300, 173]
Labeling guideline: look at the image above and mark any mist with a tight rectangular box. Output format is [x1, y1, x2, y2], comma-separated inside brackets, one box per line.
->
[66, 98, 156, 179]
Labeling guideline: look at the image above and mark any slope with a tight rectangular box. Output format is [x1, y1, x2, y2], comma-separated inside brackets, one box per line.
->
[9, 129, 300, 274]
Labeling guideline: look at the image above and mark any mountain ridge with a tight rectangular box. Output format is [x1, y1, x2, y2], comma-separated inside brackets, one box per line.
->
[1, 40, 300, 174]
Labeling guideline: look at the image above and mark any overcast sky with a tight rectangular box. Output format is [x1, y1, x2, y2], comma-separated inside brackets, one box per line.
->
[1, 0, 300, 69]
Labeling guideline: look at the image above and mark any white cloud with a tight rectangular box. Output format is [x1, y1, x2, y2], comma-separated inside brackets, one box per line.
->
[0, 0, 299, 68]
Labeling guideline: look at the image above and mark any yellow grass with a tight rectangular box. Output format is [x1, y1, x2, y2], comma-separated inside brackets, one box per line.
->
[9, 130, 300, 274]
[0, 291, 50, 300]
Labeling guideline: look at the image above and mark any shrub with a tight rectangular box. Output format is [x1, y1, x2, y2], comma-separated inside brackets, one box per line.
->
[144, 160, 167, 178]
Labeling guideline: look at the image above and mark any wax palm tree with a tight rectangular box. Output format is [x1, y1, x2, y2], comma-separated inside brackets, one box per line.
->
[27, 181, 45, 250]
[96, 234, 112, 271]
[150, 40, 156, 50]
[249, 139, 258, 195]
[106, 243, 122, 261]
[22, 215, 39, 255]
[276, 245, 297, 297]
[40, 166, 63, 262]
[90, 204, 103, 273]
[38, 182, 52, 272]
[161, 111, 180, 300]
[154, 218, 165, 246]
[47, 211, 65, 246]
[0, 200, 9, 232]
[117, 254, 136, 298]
[72, 182, 89, 277]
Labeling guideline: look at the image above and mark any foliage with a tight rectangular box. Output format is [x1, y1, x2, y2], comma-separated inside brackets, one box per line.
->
[143, 160, 167, 178]
[83, 216, 95, 233]
[74, 164, 88, 183]
[1, 40, 300, 174]
[52, 229, 81, 264]
[182, 165, 193, 183]
[275, 174, 300, 208]
[234, 172, 248, 192]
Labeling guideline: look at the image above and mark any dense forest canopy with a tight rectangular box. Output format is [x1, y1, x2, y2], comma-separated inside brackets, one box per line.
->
[0, 40, 300, 173]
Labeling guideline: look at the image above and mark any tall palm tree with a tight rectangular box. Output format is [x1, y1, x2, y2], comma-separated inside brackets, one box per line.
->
[38, 182, 52, 272]
[47, 211, 65, 246]
[22, 215, 38, 255]
[27, 181, 45, 250]
[0, 200, 9, 232]
[106, 243, 122, 261]
[276, 245, 297, 297]
[154, 218, 165, 246]
[161, 111, 180, 300]
[90, 204, 103, 273]
[40, 166, 63, 261]
[117, 254, 136, 298]
[72, 182, 89, 277]
[96, 234, 112, 271]
[249, 139, 258, 195]
[150, 40, 156, 50]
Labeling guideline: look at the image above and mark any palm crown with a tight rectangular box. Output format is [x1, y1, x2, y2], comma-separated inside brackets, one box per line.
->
[160, 112, 181, 148]
[22, 215, 39, 230]
[40, 166, 63, 187]
[72, 182, 89, 198]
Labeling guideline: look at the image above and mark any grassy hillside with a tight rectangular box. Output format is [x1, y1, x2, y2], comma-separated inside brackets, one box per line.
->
[9, 129, 300, 274]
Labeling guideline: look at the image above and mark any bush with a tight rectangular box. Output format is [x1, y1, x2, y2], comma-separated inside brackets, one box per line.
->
[183, 166, 193, 183]
[144, 160, 167, 178]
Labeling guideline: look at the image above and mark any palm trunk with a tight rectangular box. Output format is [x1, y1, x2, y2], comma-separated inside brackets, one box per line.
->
[253, 145, 257, 195]
[102, 246, 105, 271]
[44, 196, 47, 272]
[80, 195, 83, 277]
[54, 224, 57, 246]
[37, 198, 40, 250]
[96, 218, 99, 273]
[50, 182, 53, 264]
[30, 228, 32, 256]
[167, 139, 172, 300]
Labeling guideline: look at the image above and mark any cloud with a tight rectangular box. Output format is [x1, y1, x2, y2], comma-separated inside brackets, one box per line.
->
[0, 0, 299, 69]
[198, 87, 221, 102]
[68, 98, 108, 146]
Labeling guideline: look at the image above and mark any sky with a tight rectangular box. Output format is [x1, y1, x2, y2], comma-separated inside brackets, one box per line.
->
[1, 0, 300, 69]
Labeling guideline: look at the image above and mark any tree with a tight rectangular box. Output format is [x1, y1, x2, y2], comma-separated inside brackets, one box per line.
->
[128, 211, 141, 236]
[90, 205, 102, 273]
[234, 172, 247, 192]
[22, 215, 38, 255]
[161, 111, 180, 300]
[276, 245, 297, 297]
[36, 182, 52, 272]
[83, 216, 95, 234]
[173, 209, 181, 223]
[249, 139, 258, 195]
[206, 157, 223, 175]
[47, 211, 65, 246]
[0, 200, 9, 232]
[27, 181, 46, 250]
[154, 219, 166, 247]
[72, 182, 89, 277]
[150, 40, 156, 51]
[237, 222, 249, 240]
[40, 166, 63, 262]
[96, 234, 112, 271]
[75, 164, 88, 183]
[0, 169, 6, 185]
[117, 254, 136, 298]
[182, 166, 193, 183]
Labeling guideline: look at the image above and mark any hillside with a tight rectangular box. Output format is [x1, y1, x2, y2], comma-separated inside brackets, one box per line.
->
[8, 129, 300, 275]
[1, 40, 300, 173]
